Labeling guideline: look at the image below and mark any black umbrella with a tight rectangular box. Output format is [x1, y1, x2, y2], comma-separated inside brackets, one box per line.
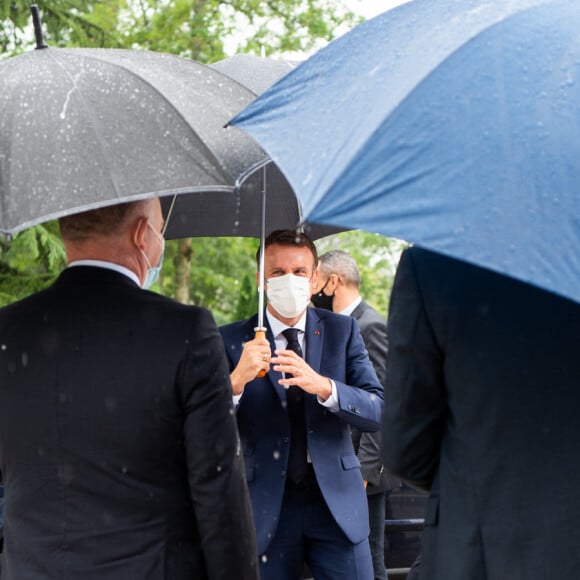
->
[0, 10, 267, 237]
[162, 54, 342, 242]
[162, 160, 343, 241]
[211, 53, 295, 94]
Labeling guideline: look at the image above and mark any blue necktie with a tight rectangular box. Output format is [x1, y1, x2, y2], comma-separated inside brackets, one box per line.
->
[282, 328, 308, 484]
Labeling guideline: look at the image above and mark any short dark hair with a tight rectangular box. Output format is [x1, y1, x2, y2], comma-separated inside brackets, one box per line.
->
[256, 229, 318, 268]
[59, 201, 146, 242]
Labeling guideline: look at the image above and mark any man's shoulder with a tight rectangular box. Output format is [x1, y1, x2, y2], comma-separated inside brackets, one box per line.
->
[143, 290, 212, 318]
[353, 301, 385, 325]
[309, 306, 355, 329]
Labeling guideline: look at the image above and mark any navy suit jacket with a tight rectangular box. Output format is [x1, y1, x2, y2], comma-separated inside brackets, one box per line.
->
[220, 307, 383, 554]
[382, 247, 580, 580]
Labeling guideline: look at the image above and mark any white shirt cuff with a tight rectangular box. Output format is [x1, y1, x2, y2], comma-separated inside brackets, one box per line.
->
[318, 379, 339, 410]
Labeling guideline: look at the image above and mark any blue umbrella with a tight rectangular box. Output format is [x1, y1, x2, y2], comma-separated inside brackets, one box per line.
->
[231, 0, 580, 304]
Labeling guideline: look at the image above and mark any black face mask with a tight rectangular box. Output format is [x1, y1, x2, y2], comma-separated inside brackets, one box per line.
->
[311, 278, 334, 311]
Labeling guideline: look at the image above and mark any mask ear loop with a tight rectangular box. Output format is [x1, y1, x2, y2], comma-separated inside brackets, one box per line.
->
[328, 273, 341, 295]
[162, 195, 177, 237]
[132, 218, 152, 288]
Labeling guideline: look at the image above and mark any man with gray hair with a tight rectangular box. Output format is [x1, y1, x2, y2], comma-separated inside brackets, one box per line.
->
[0, 198, 258, 580]
[312, 249, 392, 580]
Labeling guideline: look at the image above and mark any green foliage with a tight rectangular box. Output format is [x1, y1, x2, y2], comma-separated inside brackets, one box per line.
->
[117, 0, 358, 61]
[121, 0, 228, 61]
[0, 222, 65, 305]
[227, 0, 360, 56]
[188, 237, 260, 325]
[1, 0, 358, 60]
[235, 272, 259, 321]
[316, 231, 407, 318]
[0, 0, 113, 53]
[150, 237, 260, 324]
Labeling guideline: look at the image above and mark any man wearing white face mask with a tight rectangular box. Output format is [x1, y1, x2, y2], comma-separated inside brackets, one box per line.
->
[220, 229, 383, 580]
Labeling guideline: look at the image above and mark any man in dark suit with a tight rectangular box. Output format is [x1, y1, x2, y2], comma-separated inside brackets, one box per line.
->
[0, 199, 258, 580]
[219, 230, 383, 580]
[0, 483, 3, 554]
[312, 250, 393, 580]
[381, 246, 580, 580]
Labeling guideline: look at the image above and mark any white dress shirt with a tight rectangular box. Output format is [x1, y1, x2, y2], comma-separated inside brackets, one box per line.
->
[338, 295, 362, 317]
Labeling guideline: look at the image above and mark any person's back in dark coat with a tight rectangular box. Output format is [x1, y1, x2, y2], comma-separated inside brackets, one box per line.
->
[0, 200, 258, 580]
[382, 246, 580, 580]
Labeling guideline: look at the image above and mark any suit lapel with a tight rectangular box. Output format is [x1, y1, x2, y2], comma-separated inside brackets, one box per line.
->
[351, 300, 368, 322]
[305, 308, 323, 373]
[304, 308, 324, 420]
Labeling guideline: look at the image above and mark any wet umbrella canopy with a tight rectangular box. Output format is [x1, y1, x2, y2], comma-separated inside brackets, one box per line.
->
[162, 54, 342, 241]
[232, 0, 580, 304]
[0, 46, 267, 236]
[210, 53, 295, 95]
[161, 160, 344, 241]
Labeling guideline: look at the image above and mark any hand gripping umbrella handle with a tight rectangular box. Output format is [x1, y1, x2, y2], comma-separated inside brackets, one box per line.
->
[254, 327, 267, 378]
[255, 163, 268, 378]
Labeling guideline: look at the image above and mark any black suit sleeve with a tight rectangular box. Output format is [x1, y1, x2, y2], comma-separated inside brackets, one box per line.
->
[380, 249, 446, 491]
[357, 308, 389, 484]
[359, 314, 388, 388]
[179, 308, 258, 580]
[357, 429, 384, 486]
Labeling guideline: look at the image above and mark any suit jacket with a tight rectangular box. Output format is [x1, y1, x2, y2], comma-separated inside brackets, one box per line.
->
[350, 300, 395, 495]
[219, 307, 383, 555]
[381, 247, 580, 580]
[0, 266, 258, 580]
[0, 484, 3, 552]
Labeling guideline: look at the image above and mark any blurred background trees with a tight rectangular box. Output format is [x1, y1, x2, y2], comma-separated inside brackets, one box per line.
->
[0, 0, 403, 321]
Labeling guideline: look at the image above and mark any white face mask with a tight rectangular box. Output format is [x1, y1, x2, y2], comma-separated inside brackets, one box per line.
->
[266, 273, 312, 319]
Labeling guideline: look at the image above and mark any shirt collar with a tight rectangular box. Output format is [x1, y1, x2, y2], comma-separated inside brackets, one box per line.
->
[339, 295, 362, 316]
[266, 308, 307, 338]
[67, 260, 141, 287]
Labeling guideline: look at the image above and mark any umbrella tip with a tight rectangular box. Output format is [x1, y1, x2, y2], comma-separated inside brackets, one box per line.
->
[30, 5, 48, 49]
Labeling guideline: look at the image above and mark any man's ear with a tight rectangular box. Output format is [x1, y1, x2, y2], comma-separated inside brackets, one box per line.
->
[329, 272, 340, 291]
[131, 217, 148, 251]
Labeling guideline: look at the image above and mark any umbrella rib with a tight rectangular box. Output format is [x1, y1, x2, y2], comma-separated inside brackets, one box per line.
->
[47, 50, 125, 198]
[61, 49, 255, 185]
[2, 184, 238, 237]
[235, 157, 272, 189]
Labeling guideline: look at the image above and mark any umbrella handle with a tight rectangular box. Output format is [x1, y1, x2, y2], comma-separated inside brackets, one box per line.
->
[254, 327, 267, 378]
